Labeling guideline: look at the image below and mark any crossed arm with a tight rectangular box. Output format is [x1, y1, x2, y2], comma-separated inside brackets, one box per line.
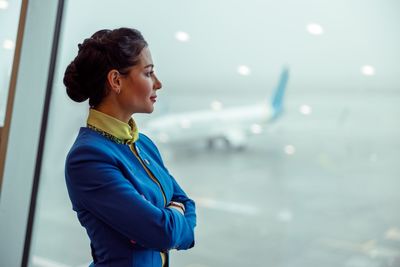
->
[66, 145, 196, 251]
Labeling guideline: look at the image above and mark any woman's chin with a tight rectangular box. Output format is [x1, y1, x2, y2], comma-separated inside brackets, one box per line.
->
[133, 107, 154, 114]
[146, 105, 154, 113]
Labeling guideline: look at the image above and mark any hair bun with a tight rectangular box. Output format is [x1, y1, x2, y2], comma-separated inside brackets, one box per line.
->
[63, 27, 148, 107]
[78, 37, 108, 54]
[63, 61, 89, 102]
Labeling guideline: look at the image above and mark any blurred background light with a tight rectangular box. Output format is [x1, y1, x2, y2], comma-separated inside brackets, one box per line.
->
[250, 124, 262, 134]
[307, 23, 324, 35]
[0, 0, 9, 10]
[299, 104, 312, 115]
[3, 39, 14, 50]
[237, 65, 251, 76]
[361, 65, 376, 76]
[175, 31, 190, 42]
[284, 145, 296, 155]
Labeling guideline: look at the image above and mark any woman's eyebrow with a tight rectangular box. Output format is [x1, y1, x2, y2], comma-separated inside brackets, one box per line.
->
[144, 64, 154, 69]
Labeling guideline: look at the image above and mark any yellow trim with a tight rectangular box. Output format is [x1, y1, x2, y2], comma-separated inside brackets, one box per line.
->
[160, 251, 166, 266]
[129, 143, 167, 206]
[129, 143, 168, 265]
[86, 108, 139, 144]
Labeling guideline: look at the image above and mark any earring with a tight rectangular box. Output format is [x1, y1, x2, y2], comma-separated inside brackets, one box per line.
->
[116, 89, 121, 95]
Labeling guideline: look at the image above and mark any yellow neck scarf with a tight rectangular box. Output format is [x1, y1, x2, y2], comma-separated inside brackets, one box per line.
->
[86, 108, 139, 144]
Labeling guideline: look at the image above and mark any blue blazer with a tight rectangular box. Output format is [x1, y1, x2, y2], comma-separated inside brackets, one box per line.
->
[65, 127, 196, 267]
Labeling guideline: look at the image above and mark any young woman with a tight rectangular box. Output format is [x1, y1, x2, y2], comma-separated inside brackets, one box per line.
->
[64, 27, 196, 267]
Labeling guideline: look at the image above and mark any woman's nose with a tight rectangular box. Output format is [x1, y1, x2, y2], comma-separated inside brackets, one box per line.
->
[153, 75, 162, 90]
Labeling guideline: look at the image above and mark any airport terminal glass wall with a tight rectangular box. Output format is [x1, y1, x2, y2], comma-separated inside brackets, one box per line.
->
[0, 0, 22, 127]
[29, 0, 400, 266]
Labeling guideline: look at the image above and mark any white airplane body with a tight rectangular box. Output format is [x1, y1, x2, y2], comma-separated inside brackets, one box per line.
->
[142, 68, 289, 149]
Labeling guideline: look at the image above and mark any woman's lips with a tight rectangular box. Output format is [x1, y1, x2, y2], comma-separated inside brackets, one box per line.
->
[150, 96, 157, 102]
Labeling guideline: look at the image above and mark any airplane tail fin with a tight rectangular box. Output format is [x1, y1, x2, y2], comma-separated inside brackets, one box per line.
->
[270, 66, 289, 120]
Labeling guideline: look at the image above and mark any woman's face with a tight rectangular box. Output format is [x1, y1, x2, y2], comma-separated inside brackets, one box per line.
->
[119, 47, 162, 114]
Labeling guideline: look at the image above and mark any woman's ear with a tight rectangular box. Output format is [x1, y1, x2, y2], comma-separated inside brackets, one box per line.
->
[107, 69, 122, 94]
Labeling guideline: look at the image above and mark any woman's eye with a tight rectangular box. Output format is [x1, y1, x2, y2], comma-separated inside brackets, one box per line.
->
[145, 71, 154, 77]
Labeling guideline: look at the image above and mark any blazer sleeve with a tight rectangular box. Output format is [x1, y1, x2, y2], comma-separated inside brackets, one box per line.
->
[65, 145, 194, 251]
[168, 174, 196, 249]
[140, 134, 197, 249]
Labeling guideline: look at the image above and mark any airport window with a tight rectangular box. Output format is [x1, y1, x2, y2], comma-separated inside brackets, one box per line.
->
[28, 1, 400, 266]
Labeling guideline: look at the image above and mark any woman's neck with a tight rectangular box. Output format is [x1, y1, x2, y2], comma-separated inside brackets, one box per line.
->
[93, 103, 132, 124]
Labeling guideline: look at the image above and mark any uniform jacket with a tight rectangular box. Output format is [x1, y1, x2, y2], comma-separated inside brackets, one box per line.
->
[65, 109, 196, 267]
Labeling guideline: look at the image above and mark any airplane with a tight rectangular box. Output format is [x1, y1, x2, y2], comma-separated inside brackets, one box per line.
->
[141, 67, 290, 150]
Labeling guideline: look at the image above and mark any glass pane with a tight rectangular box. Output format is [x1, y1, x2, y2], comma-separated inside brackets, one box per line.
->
[0, 0, 22, 127]
[30, 0, 400, 267]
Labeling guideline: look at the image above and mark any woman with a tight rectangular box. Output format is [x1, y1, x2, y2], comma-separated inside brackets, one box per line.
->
[63, 28, 196, 267]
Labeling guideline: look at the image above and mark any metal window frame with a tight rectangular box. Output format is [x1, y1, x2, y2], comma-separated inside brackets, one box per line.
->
[0, 0, 65, 266]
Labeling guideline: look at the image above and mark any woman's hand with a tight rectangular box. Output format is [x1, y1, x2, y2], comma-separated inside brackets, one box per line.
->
[167, 201, 185, 215]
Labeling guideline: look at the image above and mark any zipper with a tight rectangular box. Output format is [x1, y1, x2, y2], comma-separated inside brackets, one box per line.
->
[129, 143, 167, 206]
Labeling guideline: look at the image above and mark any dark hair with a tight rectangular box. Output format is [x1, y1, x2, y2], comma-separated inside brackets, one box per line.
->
[63, 27, 148, 107]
